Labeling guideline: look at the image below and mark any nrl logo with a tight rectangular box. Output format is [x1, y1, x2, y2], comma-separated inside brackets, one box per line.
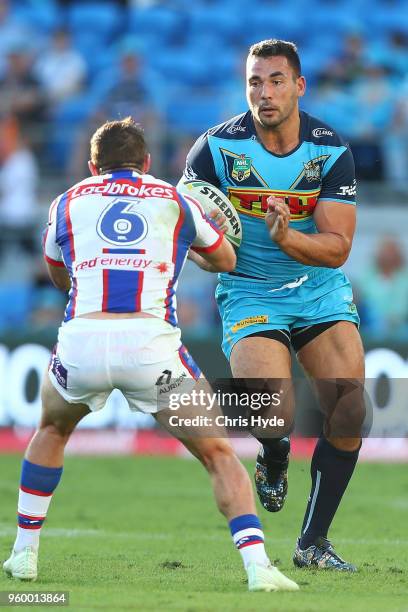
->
[232, 154, 252, 182]
[303, 158, 322, 182]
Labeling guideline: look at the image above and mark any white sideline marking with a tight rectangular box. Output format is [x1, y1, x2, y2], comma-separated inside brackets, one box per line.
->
[0, 526, 407, 546]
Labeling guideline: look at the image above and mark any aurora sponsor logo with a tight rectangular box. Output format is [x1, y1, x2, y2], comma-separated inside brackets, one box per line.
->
[156, 370, 187, 394]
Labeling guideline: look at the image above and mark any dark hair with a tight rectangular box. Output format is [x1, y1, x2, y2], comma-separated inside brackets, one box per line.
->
[248, 39, 301, 77]
[90, 116, 147, 173]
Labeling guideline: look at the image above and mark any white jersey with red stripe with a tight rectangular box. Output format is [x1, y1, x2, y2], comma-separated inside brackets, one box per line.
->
[43, 169, 222, 325]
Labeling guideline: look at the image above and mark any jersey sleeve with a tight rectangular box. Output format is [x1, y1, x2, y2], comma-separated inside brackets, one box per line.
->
[179, 132, 221, 187]
[42, 197, 65, 267]
[319, 147, 356, 205]
[180, 194, 223, 253]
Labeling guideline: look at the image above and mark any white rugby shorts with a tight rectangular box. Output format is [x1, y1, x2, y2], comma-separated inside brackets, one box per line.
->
[48, 317, 201, 413]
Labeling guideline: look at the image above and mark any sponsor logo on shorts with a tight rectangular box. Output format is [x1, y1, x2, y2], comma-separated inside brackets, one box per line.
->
[156, 370, 172, 386]
[156, 370, 187, 394]
[312, 128, 334, 137]
[348, 302, 358, 314]
[50, 353, 68, 389]
[231, 315, 269, 333]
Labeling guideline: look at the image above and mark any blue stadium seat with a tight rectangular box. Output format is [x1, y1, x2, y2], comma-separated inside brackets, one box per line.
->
[53, 92, 101, 124]
[366, 2, 408, 34]
[71, 31, 110, 73]
[303, 87, 360, 137]
[13, 0, 61, 34]
[180, 39, 238, 86]
[300, 2, 362, 37]
[187, 4, 242, 42]
[152, 49, 214, 87]
[47, 90, 102, 168]
[67, 2, 123, 43]
[127, 6, 185, 44]
[0, 285, 32, 330]
[240, 5, 304, 46]
[166, 89, 224, 135]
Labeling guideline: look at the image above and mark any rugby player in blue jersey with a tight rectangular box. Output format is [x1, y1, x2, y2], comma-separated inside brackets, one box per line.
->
[181, 39, 365, 571]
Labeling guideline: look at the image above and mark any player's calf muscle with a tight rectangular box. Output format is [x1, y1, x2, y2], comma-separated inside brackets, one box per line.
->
[186, 437, 235, 473]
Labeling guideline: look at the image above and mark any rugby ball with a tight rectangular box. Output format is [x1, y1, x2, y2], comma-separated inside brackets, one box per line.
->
[179, 180, 242, 248]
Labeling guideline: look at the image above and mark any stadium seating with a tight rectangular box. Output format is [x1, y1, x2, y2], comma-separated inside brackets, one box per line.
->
[67, 2, 123, 43]
[0, 0, 407, 340]
[127, 5, 185, 44]
[12, 0, 61, 35]
[0, 285, 32, 331]
[166, 89, 224, 134]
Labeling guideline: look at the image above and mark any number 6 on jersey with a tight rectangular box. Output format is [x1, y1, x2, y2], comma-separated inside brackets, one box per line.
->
[97, 199, 148, 246]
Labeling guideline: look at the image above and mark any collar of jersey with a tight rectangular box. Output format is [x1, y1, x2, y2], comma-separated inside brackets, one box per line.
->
[107, 169, 142, 179]
[248, 110, 306, 158]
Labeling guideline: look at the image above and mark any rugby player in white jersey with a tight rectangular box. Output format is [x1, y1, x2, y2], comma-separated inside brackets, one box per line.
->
[3, 117, 298, 593]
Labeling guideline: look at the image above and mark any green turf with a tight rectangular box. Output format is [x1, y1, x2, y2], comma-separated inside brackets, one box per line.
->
[0, 454, 407, 611]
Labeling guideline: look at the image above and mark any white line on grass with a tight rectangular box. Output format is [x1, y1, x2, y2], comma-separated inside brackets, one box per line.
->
[0, 526, 407, 546]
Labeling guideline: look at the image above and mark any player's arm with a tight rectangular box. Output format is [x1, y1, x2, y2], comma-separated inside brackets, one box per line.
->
[189, 238, 236, 272]
[43, 197, 71, 292]
[46, 262, 71, 292]
[181, 194, 236, 272]
[266, 146, 356, 268]
[188, 209, 230, 272]
[267, 198, 355, 268]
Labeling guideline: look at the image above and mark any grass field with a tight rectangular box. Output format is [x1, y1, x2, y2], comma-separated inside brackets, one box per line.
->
[0, 454, 407, 611]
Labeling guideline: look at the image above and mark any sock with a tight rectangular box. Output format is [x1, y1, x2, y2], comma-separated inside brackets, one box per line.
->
[299, 437, 360, 549]
[229, 514, 270, 569]
[14, 459, 63, 553]
[257, 436, 290, 475]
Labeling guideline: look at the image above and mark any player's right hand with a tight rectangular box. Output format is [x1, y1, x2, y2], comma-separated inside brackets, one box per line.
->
[265, 196, 290, 243]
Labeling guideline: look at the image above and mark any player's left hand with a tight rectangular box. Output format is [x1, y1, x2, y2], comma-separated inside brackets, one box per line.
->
[209, 210, 228, 234]
[265, 196, 290, 243]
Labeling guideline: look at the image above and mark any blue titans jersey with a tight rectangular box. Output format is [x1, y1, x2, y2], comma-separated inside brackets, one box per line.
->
[181, 110, 356, 284]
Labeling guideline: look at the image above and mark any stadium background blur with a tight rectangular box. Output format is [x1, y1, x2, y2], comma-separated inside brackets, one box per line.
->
[0, 0, 407, 444]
